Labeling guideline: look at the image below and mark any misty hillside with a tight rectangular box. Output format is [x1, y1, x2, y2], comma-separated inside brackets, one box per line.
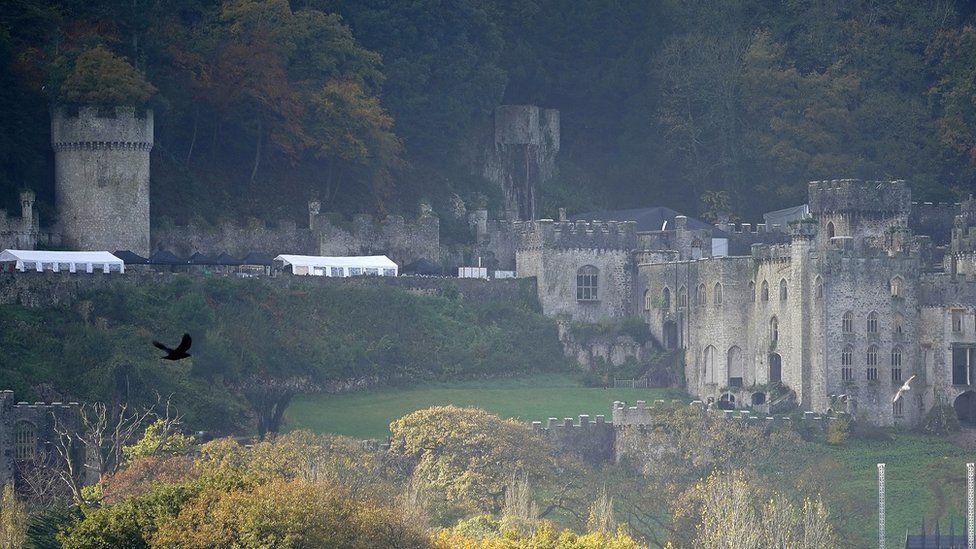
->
[3, 1, 975, 226]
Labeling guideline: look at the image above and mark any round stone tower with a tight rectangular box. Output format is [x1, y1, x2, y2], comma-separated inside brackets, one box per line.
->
[51, 106, 153, 255]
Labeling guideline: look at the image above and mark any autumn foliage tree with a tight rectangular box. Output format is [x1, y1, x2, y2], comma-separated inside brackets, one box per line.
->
[59, 45, 156, 106]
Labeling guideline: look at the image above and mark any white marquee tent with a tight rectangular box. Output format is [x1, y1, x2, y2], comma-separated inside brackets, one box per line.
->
[0, 250, 125, 273]
[274, 254, 397, 277]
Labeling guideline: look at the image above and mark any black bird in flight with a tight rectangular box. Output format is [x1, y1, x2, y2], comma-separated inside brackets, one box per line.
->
[153, 333, 192, 360]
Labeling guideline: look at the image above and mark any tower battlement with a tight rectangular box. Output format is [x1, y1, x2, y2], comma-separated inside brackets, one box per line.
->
[51, 106, 154, 151]
[808, 179, 911, 216]
[515, 219, 637, 251]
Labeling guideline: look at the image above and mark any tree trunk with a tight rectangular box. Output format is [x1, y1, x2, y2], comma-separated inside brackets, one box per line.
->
[185, 108, 199, 167]
[250, 118, 263, 184]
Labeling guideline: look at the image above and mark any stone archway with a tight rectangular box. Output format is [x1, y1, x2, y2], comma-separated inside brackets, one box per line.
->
[955, 391, 976, 426]
[718, 393, 736, 410]
[663, 321, 678, 350]
[751, 392, 766, 406]
[769, 353, 782, 383]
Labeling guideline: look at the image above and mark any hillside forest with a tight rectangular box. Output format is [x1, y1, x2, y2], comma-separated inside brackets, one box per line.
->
[3, 0, 976, 228]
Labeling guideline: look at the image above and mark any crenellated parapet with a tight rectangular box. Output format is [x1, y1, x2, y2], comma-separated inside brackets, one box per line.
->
[51, 106, 154, 152]
[610, 400, 836, 429]
[919, 272, 976, 306]
[809, 179, 911, 216]
[515, 219, 638, 251]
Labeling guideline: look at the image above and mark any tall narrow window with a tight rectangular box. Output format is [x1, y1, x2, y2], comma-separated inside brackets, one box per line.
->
[643, 290, 652, 311]
[662, 287, 671, 309]
[714, 283, 723, 306]
[842, 345, 854, 381]
[770, 316, 779, 343]
[749, 281, 756, 302]
[891, 346, 903, 382]
[703, 345, 717, 384]
[867, 345, 879, 381]
[14, 421, 35, 461]
[890, 276, 903, 298]
[815, 276, 823, 300]
[779, 279, 788, 301]
[696, 283, 707, 306]
[842, 311, 854, 335]
[761, 280, 769, 302]
[893, 398, 903, 418]
[727, 346, 743, 387]
[826, 221, 835, 239]
[952, 310, 963, 333]
[678, 286, 688, 308]
[576, 265, 599, 301]
[867, 311, 878, 334]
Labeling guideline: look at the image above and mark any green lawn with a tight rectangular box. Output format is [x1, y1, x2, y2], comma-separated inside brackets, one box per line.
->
[811, 432, 974, 547]
[285, 374, 685, 439]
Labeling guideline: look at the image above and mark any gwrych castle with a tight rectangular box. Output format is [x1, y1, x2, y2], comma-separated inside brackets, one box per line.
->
[3, 103, 976, 429]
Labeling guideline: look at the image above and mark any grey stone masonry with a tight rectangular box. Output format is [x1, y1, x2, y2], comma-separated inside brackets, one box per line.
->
[52, 106, 153, 256]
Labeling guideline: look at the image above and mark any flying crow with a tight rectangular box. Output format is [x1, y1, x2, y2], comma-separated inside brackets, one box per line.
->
[153, 333, 192, 360]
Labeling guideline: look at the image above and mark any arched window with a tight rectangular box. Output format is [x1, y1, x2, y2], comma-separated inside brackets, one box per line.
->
[842, 311, 854, 335]
[576, 265, 599, 301]
[770, 316, 779, 343]
[761, 280, 769, 302]
[662, 287, 671, 310]
[890, 276, 903, 298]
[867, 344, 879, 380]
[713, 283, 723, 306]
[703, 345, 717, 384]
[727, 346, 743, 386]
[749, 281, 756, 302]
[891, 346, 903, 382]
[867, 311, 878, 334]
[893, 314, 904, 337]
[14, 421, 35, 461]
[696, 283, 707, 306]
[643, 289, 652, 311]
[841, 345, 854, 381]
[826, 221, 835, 239]
[677, 286, 688, 308]
[815, 276, 823, 300]
[779, 279, 788, 301]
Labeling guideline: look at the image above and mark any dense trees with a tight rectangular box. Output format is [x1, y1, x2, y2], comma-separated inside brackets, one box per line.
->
[2, 0, 974, 223]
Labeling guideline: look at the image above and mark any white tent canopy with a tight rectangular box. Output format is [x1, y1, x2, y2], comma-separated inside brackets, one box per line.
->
[274, 254, 397, 277]
[0, 250, 125, 274]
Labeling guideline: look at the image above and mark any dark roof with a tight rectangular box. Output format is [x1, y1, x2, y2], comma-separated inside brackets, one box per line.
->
[113, 250, 149, 264]
[149, 250, 186, 265]
[187, 252, 216, 265]
[403, 258, 442, 276]
[214, 252, 242, 266]
[904, 534, 968, 548]
[569, 207, 726, 236]
[240, 252, 273, 266]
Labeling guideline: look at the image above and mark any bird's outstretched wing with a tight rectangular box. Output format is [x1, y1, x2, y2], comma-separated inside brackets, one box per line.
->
[905, 374, 917, 386]
[152, 341, 172, 352]
[174, 333, 192, 354]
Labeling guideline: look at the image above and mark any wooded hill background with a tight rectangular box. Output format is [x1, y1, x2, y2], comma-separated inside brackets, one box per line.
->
[2, 0, 976, 227]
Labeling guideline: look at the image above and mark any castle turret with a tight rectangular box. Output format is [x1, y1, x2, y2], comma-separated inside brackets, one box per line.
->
[51, 106, 153, 255]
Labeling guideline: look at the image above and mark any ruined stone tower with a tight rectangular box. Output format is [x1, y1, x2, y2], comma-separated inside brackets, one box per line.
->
[51, 106, 153, 255]
[484, 105, 560, 221]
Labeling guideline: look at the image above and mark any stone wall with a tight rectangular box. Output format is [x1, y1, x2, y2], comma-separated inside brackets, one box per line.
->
[531, 415, 614, 464]
[483, 105, 559, 220]
[152, 218, 318, 257]
[52, 107, 153, 256]
[0, 390, 82, 487]
[315, 211, 440, 267]
[0, 270, 538, 310]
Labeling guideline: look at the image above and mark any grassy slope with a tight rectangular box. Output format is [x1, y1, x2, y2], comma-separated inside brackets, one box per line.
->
[289, 377, 976, 545]
[285, 374, 685, 439]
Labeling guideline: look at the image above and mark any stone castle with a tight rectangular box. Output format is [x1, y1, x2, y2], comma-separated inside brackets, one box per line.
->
[5, 104, 976, 429]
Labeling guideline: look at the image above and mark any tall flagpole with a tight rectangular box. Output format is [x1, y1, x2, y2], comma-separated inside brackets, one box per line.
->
[967, 463, 974, 549]
[878, 463, 886, 549]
